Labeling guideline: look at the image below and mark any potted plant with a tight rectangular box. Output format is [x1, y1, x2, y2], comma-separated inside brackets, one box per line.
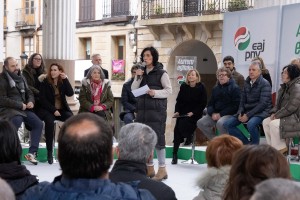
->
[228, 0, 248, 12]
[202, 2, 220, 15]
[150, 4, 164, 19]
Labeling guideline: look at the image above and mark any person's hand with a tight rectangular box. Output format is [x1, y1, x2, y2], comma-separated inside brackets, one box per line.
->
[22, 103, 27, 110]
[147, 89, 155, 97]
[54, 110, 61, 116]
[239, 114, 248, 123]
[173, 112, 179, 117]
[136, 68, 144, 77]
[94, 106, 103, 111]
[187, 112, 193, 117]
[270, 113, 276, 120]
[26, 102, 34, 109]
[212, 113, 221, 121]
[60, 73, 68, 79]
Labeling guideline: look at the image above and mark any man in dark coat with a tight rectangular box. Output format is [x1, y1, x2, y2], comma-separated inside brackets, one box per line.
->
[120, 65, 138, 124]
[0, 57, 43, 165]
[197, 67, 241, 140]
[224, 61, 272, 144]
[84, 53, 109, 79]
[110, 123, 177, 200]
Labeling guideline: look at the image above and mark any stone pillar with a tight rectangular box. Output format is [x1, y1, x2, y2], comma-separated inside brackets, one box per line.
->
[0, 0, 4, 71]
[43, 0, 78, 113]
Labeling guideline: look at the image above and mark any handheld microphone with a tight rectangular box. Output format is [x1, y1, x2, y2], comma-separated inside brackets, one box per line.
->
[137, 62, 146, 80]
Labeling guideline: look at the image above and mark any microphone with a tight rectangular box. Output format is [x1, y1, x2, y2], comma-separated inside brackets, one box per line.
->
[137, 62, 146, 80]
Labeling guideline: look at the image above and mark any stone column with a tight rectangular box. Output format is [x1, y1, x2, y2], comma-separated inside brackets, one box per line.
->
[43, 0, 78, 113]
[0, 0, 4, 71]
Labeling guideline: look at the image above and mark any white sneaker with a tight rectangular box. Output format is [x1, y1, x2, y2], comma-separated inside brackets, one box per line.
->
[24, 153, 38, 165]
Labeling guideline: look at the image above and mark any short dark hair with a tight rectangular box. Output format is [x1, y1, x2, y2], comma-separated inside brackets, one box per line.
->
[0, 120, 22, 164]
[223, 56, 234, 64]
[58, 113, 113, 179]
[140, 46, 159, 66]
[131, 64, 139, 73]
[282, 64, 300, 81]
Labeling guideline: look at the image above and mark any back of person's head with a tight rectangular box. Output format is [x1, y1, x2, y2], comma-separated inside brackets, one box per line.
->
[0, 120, 22, 164]
[0, 178, 15, 200]
[58, 113, 113, 179]
[206, 135, 243, 168]
[250, 178, 300, 200]
[117, 123, 157, 163]
[223, 56, 235, 64]
[282, 64, 300, 81]
[223, 144, 290, 200]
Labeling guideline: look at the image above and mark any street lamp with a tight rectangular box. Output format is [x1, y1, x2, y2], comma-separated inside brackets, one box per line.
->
[20, 51, 28, 67]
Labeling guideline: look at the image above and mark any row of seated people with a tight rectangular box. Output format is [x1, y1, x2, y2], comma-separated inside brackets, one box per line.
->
[1, 115, 300, 200]
[171, 56, 300, 164]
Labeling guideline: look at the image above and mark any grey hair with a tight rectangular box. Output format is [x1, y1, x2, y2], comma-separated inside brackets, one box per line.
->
[250, 178, 300, 200]
[251, 61, 262, 71]
[216, 67, 232, 79]
[86, 65, 105, 81]
[117, 123, 157, 163]
[92, 53, 101, 58]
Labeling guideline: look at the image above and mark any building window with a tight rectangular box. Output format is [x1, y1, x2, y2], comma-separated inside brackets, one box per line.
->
[23, 37, 34, 57]
[79, 0, 95, 21]
[78, 38, 92, 60]
[25, 0, 34, 14]
[111, 0, 130, 17]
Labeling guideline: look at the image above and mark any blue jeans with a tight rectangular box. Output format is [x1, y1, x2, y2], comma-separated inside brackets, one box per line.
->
[11, 111, 43, 154]
[224, 116, 263, 144]
[123, 112, 135, 124]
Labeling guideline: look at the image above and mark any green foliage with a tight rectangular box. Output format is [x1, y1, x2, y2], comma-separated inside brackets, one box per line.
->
[112, 72, 125, 81]
[228, 0, 248, 11]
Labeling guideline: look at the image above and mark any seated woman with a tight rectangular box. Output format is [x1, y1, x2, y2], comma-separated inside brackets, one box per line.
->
[223, 144, 290, 200]
[38, 63, 74, 164]
[78, 65, 114, 122]
[193, 135, 243, 200]
[172, 69, 207, 164]
[262, 64, 300, 154]
[0, 120, 39, 198]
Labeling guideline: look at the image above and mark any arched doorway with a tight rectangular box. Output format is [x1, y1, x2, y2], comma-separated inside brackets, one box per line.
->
[165, 39, 218, 145]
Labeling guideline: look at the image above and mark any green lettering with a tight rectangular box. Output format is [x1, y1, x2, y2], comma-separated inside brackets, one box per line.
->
[295, 42, 300, 54]
[296, 24, 300, 37]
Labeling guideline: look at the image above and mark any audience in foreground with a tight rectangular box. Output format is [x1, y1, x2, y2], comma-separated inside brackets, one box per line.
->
[193, 135, 243, 200]
[250, 178, 300, 200]
[110, 123, 177, 200]
[22, 113, 154, 200]
[223, 144, 290, 200]
[0, 120, 38, 199]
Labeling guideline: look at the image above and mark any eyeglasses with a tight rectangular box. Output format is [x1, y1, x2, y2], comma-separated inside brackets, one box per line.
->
[217, 74, 228, 78]
[33, 58, 42, 61]
[223, 62, 232, 66]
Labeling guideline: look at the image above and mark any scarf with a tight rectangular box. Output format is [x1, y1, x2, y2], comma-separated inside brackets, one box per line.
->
[90, 80, 103, 106]
[0, 162, 31, 179]
[4, 69, 29, 102]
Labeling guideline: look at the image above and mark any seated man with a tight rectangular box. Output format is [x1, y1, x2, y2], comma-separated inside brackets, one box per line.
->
[120, 65, 138, 124]
[197, 67, 241, 140]
[84, 53, 109, 79]
[22, 113, 155, 200]
[224, 61, 272, 144]
[110, 123, 177, 200]
[0, 57, 43, 165]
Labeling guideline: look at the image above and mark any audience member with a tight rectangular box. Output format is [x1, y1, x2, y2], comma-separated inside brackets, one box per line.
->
[131, 46, 172, 181]
[193, 135, 243, 200]
[172, 69, 207, 164]
[224, 61, 272, 144]
[110, 123, 177, 200]
[290, 57, 300, 68]
[223, 144, 290, 200]
[197, 67, 240, 140]
[223, 55, 244, 90]
[0, 57, 43, 165]
[79, 65, 114, 122]
[250, 178, 300, 200]
[22, 113, 155, 200]
[0, 120, 38, 198]
[0, 178, 15, 200]
[38, 63, 74, 164]
[84, 53, 109, 79]
[263, 64, 300, 154]
[252, 57, 272, 87]
[120, 64, 138, 124]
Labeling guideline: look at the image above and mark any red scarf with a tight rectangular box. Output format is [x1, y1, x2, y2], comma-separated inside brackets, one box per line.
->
[90, 80, 103, 106]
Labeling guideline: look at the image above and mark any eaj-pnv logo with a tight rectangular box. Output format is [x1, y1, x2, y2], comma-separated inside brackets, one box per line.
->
[234, 27, 251, 51]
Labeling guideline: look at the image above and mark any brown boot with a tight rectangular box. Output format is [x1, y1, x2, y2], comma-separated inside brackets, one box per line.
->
[147, 165, 155, 178]
[152, 166, 168, 181]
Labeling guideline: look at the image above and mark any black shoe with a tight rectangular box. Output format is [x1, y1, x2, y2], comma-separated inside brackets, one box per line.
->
[184, 140, 192, 146]
[171, 154, 178, 165]
[47, 151, 53, 164]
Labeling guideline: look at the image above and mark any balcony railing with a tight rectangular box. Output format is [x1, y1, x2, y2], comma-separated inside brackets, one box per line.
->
[141, 0, 254, 19]
[15, 7, 36, 27]
[103, 0, 131, 18]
